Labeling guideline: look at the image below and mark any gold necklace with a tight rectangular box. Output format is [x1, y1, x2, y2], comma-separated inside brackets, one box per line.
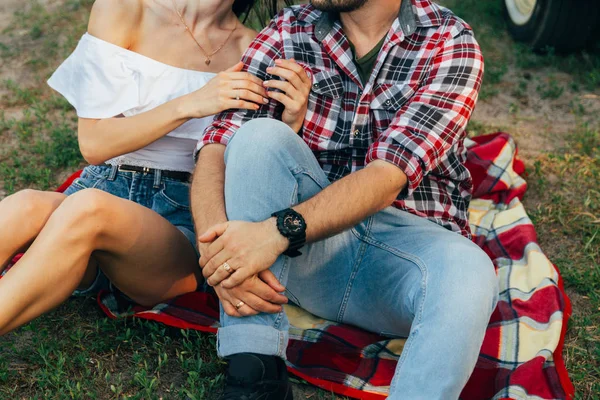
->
[170, 0, 238, 65]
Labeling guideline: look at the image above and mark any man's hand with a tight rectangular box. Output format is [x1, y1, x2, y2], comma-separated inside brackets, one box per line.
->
[264, 58, 311, 133]
[198, 219, 288, 289]
[214, 270, 288, 317]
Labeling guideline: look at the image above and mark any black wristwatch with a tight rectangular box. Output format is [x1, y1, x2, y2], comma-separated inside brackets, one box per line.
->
[271, 208, 307, 258]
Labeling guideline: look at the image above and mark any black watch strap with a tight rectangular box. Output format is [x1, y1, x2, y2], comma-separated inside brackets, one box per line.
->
[271, 208, 307, 258]
[284, 231, 306, 257]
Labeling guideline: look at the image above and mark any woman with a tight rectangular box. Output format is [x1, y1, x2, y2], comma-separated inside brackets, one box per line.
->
[0, 0, 311, 335]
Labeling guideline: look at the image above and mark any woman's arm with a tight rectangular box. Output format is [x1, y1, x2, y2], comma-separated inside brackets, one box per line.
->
[78, 64, 267, 164]
[78, 0, 267, 165]
[78, 99, 191, 165]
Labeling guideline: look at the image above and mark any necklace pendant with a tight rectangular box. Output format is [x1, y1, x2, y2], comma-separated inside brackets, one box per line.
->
[205, 59, 211, 65]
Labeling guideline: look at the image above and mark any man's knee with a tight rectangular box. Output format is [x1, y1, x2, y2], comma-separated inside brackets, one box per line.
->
[225, 118, 302, 163]
[433, 242, 498, 316]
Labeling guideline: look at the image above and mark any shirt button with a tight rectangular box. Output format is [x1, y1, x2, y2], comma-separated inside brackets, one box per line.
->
[385, 99, 392, 106]
[313, 83, 319, 89]
[353, 129, 360, 137]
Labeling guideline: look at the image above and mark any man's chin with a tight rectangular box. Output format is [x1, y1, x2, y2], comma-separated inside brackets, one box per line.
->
[310, 0, 369, 13]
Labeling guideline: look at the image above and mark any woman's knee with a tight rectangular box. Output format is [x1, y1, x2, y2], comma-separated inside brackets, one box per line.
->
[52, 188, 112, 237]
[2, 189, 64, 229]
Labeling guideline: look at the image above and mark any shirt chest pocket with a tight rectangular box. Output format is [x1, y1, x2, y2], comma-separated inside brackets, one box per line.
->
[369, 82, 418, 138]
[303, 70, 345, 149]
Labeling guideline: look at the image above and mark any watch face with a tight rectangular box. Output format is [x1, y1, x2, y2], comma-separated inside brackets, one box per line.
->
[283, 214, 304, 234]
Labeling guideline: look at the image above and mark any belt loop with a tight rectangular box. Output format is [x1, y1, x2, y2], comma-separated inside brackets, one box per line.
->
[108, 165, 118, 181]
[153, 169, 162, 188]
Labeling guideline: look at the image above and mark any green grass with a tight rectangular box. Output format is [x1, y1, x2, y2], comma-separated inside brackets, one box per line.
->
[0, 300, 227, 399]
[525, 139, 600, 397]
[0, 0, 599, 399]
[536, 75, 565, 100]
[0, 91, 81, 192]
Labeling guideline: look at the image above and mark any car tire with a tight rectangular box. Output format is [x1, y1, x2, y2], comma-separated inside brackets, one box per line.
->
[504, 0, 600, 52]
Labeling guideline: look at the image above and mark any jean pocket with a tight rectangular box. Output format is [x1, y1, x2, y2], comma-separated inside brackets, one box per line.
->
[156, 180, 191, 211]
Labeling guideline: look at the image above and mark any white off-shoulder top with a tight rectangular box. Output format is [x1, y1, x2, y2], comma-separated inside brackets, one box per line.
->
[48, 33, 217, 172]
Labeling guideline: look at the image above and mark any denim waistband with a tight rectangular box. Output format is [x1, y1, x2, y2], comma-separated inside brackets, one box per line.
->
[99, 164, 190, 189]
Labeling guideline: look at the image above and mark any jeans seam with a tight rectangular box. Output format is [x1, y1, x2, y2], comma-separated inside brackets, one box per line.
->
[284, 289, 301, 307]
[362, 234, 428, 320]
[359, 234, 429, 395]
[272, 179, 299, 329]
[273, 255, 289, 330]
[389, 326, 420, 395]
[90, 177, 108, 189]
[278, 332, 285, 358]
[291, 167, 330, 191]
[337, 216, 373, 322]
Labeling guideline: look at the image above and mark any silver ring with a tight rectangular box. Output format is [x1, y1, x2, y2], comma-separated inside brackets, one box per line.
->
[222, 262, 232, 273]
[235, 301, 245, 310]
[235, 90, 240, 101]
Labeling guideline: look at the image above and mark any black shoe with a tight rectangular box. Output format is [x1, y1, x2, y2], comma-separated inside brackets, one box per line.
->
[220, 353, 294, 400]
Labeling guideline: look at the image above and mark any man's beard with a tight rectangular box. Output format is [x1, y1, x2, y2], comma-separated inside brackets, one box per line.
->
[310, 0, 369, 13]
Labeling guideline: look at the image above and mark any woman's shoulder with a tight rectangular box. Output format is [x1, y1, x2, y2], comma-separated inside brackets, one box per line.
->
[88, 0, 143, 48]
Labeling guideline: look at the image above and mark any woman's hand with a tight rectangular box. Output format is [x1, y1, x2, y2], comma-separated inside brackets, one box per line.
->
[198, 219, 288, 289]
[264, 59, 311, 133]
[183, 62, 269, 118]
[213, 270, 288, 317]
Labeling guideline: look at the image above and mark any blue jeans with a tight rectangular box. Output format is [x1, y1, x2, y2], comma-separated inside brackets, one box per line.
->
[218, 119, 499, 399]
[63, 165, 197, 294]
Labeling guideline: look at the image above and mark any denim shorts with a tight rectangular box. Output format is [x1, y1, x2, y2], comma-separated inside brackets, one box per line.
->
[63, 164, 197, 295]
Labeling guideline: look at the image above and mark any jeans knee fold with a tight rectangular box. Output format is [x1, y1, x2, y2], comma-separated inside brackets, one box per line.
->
[225, 118, 302, 162]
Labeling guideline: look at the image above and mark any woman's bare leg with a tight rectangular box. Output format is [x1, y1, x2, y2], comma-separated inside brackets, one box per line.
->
[0, 189, 99, 288]
[0, 190, 66, 271]
[0, 188, 201, 335]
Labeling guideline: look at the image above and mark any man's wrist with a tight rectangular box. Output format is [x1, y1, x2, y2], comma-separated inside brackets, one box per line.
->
[264, 217, 289, 254]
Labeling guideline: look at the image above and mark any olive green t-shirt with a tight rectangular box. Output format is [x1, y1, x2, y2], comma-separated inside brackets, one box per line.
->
[348, 36, 386, 84]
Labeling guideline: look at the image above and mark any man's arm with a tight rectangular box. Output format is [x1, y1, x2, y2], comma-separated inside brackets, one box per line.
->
[200, 27, 484, 289]
[293, 161, 406, 242]
[199, 161, 407, 288]
[191, 15, 290, 315]
[191, 144, 288, 316]
[191, 144, 228, 245]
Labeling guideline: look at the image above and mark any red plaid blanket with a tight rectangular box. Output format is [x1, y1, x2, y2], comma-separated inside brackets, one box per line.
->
[12, 132, 574, 399]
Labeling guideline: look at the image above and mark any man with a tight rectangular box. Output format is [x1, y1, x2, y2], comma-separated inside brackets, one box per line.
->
[191, 0, 498, 398]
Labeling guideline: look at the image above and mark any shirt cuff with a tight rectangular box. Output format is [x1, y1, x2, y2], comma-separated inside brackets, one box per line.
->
[194, 127, 235, 161]
[365, 141, 424, 198]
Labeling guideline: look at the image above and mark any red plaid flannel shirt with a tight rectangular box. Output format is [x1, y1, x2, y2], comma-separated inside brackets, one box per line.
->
[197, 0, 484, 237]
